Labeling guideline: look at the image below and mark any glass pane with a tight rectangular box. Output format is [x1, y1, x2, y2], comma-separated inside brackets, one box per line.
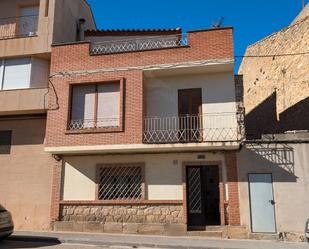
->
[18, 6, 39, 36]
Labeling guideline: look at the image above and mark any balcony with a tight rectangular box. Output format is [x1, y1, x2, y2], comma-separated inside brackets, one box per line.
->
[0, 15, 38, 40]
[143, 112, 244, 144]
[91, 34, 188, 55]
[0, 88, 48, 115]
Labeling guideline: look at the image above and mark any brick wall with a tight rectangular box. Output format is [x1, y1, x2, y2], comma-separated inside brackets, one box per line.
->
[226, 151, 241, 225]
[46, 28, 234, 148]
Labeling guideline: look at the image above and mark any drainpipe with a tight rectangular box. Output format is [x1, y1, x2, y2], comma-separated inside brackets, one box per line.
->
[78, 18, 86, 41]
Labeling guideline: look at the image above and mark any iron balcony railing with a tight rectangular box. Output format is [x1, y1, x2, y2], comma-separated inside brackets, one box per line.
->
[0, 15, 38, 39]
[143, 112, 244, 144]
[69, 117, 120, 130]
[91, 34, 188, 55]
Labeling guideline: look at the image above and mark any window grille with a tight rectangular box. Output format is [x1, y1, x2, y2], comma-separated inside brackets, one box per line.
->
[97, 164, 143, 200]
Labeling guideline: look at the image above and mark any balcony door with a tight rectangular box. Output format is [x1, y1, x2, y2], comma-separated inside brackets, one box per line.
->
[18, 6, 39, 36]
[178, 88, 202, 142]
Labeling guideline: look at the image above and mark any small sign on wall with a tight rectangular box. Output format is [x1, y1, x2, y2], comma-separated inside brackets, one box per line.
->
[197, 154, 206, 159]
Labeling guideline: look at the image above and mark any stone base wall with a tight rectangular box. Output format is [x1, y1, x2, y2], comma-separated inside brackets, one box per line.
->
[60, 204, 183, 224]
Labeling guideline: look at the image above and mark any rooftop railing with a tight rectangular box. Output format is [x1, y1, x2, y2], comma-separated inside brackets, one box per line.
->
[0, 15, 38, 39]
[91, 34, 188, 55]
[143, 112, 245, 144]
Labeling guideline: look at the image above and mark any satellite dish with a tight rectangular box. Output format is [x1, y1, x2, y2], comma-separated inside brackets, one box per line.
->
[212, 17, 224, 28]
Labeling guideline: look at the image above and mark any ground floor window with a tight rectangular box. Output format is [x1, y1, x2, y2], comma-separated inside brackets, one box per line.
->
[0, 130, 12, 154]
[97, 163, 144, 200]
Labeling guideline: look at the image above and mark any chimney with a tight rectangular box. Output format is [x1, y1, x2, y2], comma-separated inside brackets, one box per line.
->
[78, 18, 86, 41]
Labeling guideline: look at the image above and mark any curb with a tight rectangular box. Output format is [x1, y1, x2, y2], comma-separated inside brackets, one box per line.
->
[6, 235, 218, 249]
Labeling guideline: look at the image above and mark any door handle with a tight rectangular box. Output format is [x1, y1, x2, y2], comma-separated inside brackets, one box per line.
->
[269, 200, 275, 205]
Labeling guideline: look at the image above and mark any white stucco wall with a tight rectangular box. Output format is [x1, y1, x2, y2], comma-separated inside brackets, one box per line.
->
[145, 72, 238, 141]
[237, 143, 309, 233]
[146, 72, 236, 116]
[62, 152, 228, 201]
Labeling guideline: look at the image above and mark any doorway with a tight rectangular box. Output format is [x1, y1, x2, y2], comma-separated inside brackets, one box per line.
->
[186, 165, 220, 228]
[248, 173, 276, 233]
[178, 88, 202, 142]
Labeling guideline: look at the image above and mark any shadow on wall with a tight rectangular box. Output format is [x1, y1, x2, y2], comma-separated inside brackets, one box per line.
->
[240, 143, 297, 182]
[0, 117, 46, 152]
[245, 92, 309, 139]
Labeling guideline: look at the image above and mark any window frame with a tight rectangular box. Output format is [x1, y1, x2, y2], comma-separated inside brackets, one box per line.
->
[0, 57, 49, 91]
[95, 163, 146, 203]
[66, 79, 124, 134]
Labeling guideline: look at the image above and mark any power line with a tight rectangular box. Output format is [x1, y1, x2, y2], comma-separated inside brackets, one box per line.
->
[49, 51, 309, 78]
[235, 51, 309, 58]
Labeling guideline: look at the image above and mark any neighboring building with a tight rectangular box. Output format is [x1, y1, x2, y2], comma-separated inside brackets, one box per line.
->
[238, 4, 309, 241]
[46, 27, 247, 236]
[239, 4, 309, 139]
[0, 0, 95, 231]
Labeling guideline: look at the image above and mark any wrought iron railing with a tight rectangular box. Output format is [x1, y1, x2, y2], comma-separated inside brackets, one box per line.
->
[69, 117, 119, 130]
[0, 15, 38, 39]
[143, 112, 244, 144]
[91, 34, 188, 55]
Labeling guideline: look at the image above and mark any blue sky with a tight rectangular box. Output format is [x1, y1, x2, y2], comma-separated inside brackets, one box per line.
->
[87, 0, 308, 71]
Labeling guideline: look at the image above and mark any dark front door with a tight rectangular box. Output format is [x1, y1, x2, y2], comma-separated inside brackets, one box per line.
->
[178, 88, 202, 142]
[186, 165, 220, 228]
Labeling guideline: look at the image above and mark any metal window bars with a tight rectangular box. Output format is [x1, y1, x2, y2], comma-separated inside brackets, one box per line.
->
[69, 117, 120, 130]
[98, 165, 142, 200]
[143, 112, 244, 144]
[188, 167, 202, 214]
[0, 15, 38, 39]
[91, 34, 188, 55]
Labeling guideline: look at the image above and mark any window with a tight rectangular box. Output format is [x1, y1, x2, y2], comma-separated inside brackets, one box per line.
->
[69, 81, 121, 130]
[0, 131, 12, 154]
[0, 58, 49, 90]
[1, 58, 31, 90]
[18, 6, 39, 36]
[97, 164, 144, 200]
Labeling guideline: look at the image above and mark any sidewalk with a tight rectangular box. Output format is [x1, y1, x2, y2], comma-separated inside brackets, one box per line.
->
[7, 231, 309, 249]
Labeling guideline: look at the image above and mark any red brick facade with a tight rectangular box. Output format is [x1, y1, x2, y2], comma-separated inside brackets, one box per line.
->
[46, 28, 234, 148]
[226, 151, 241, 225]
[47, 28, 241, 229]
